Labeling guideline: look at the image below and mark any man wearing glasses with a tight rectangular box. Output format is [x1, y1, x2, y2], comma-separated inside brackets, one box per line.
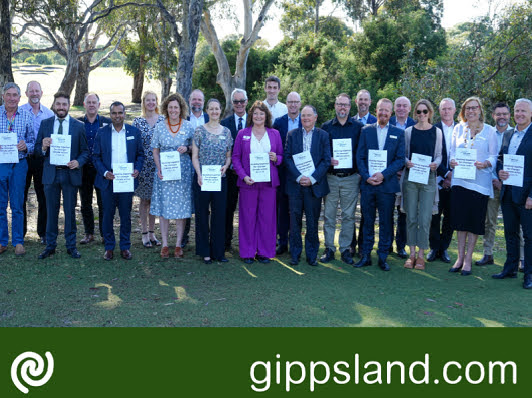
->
[319, 93, 363, 265]
[273, 91, 303, 255]
[221, 88, 248, 252]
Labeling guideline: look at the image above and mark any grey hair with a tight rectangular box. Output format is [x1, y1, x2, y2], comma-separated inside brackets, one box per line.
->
[439, 98, 456, 109]
[2, 82, 21, 96]
[26, 81, 42, 91]
[302, 104, 317, 115]
[356, 89, 371, 100]
[231, 88, 248, 101]
[395, 96, 411, 107]
[515, 98, 532, 111]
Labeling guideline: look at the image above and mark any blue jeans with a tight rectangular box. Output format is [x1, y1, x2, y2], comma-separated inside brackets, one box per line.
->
[0, 159, 28, 246]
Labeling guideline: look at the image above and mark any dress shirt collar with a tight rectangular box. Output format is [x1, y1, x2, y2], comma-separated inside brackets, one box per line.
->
[515, 123, 531, 135]
[112, 123, 126, 134]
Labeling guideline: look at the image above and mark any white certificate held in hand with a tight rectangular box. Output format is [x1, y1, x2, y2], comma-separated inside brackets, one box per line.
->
[368, 149, 387, 176]
[293, 151, 315, 177]
[408, 153, 431, 185]
[201, 165, 221, 191]
[453, 148, 477, 180]
[113, 163, 134, 193]
[50, 133, 71, 166]
[250, 153, 271, 182]
[0, 133, 19, 163]
[333, 138, 352, 169]
[503, 154, 524, 187]
[160, 151, 181, 181]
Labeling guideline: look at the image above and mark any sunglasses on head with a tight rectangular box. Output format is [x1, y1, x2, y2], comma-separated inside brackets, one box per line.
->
[416, 109, 429, 115]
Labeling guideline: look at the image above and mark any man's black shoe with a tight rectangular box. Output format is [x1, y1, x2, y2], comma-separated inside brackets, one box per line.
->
[341, 249, 354, 265]
[523, 275, 532, 289]
[441, 250, 451, 263]
[38, 248, 56, 259]
[320, 248, 335, 263]
[39, 236, 47, 245]
[492, 271, 518, 279]
[378, 259, 390, 271]
[67, 248, 81, 259]
[396, 248, 408, 259]
[307, 258, 318, 266]
[426, 249, 438, 262]
[289, 258, 299, 266]
[354, 255, 372, 268]
[475, 254, 494, 266]
[276, 245, 288, 255]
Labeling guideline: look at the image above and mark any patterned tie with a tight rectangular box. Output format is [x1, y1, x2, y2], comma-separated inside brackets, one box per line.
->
[238, 117, 243, 131]
[58, 118, 64, 135]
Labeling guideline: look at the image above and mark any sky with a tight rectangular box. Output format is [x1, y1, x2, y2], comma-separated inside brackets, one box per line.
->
[215, 0, 522, 47]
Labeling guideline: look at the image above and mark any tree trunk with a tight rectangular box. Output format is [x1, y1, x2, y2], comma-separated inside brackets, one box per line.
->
[57, 38, 80, 96]
[73, 54, 91, 106]
[175, 0, 204, 101]
[131, 53, 145, 104]
[0, 0, 14, 105]
[160, 76, 172, 99]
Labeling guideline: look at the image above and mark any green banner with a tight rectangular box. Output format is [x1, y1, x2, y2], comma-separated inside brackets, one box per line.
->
[1, 328, 528, 396]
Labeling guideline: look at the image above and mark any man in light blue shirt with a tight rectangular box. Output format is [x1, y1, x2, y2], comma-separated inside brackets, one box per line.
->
[19, 81, 53, 244]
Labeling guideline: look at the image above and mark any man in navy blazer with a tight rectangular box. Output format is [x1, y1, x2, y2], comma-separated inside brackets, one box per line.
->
[221, 88, 248, 251]
[284, 105, 330, 266]
[36, 92, 89, 259]
[355, 98, 405, 271]
[272, 91, 302, 255]
[93, 102, 144, 261]
[493, 98, 532, 289]
[428, 98, 457, 263]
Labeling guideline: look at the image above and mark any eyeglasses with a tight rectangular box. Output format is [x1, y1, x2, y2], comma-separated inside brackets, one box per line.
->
[287, 101, 300, 105]
[465, 105, 480, 111]
[335, 103, 350, 108]
[233, 100, 246, 104]
[416, 109, 429, 115]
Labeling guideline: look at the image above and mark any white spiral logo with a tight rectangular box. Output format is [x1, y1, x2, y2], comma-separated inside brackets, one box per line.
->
[11, 351, 54, 394]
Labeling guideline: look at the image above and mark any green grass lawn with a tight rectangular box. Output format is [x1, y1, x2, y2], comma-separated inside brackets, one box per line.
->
[1, 210, 529, 327]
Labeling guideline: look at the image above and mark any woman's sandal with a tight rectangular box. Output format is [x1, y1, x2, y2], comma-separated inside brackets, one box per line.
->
[142, 232, 153, 248]
[149, 231, 161, 246]
[414, 257, 426, 270]
[404, 256, 415, 269]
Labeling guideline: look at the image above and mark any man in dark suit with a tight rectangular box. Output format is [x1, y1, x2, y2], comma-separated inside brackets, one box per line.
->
[388, 96, 415, 259]
[284, 105, 331, 266]
[77, 92, 112, 245]
[221, 88, 248, 252]
[355, 98, 405, 271]
[181, 89, 209, 248]
[92, 102, 144, 261]
[36, 92, 89, 259]
[272, 91, 302, 255]
[493, 98, 532, 289]
[427, 98, 457, 263]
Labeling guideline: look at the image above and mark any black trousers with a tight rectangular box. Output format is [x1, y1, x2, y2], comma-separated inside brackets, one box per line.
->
[392, 205, 407, 250]
[23, 154, 46, 238]
[78, 164, 103, 237]
[193, 177, 227, 259]
[225, 169, 239, 249]
[288, 187, 322, 262]
[429, 187, 453, 252]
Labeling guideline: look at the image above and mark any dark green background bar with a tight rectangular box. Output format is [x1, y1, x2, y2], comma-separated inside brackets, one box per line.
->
[0, 328, 528, 396]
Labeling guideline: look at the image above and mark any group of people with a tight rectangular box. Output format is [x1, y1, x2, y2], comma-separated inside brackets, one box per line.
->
[0, 77, 530, 290]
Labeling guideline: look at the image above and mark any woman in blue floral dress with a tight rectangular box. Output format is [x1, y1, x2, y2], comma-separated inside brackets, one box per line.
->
[150, 93, 194, 259]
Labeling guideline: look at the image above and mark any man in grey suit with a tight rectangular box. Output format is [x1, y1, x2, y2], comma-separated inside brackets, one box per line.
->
[36, 92, 89, 259]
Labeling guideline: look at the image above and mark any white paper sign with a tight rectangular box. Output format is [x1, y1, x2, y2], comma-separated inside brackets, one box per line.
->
[160, 151, 181, 181]
[368, 149, 387, 176]
[333, 138, 352, 169]
[201, 165, 221, 191]
[503, 154, 524, 187]
[113, 162, 134, 193]
[454, 148, 477, 180]
[408, 153, 431, 185]
[50, 134, 71, 166]
[0, 133, 19, 163]
[293, 151, 315, 177]
[250, 153, 271, 182]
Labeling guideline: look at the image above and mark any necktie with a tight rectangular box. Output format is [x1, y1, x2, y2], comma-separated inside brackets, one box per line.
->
[58, 118, 64, 135]
[238, 117, 243, 131]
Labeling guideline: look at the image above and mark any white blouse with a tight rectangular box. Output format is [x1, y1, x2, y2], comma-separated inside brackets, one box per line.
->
[251, 131, 271, 153]
[450, 122, 498, 198]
